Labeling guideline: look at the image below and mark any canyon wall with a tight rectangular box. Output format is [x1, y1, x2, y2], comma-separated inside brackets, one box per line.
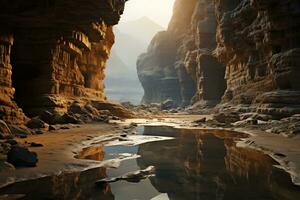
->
[0, 0, 126, 124]
[137, 0, 300, 116]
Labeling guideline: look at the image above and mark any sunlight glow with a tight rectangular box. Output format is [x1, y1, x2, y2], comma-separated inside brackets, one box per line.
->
[120, 0, 175, 28]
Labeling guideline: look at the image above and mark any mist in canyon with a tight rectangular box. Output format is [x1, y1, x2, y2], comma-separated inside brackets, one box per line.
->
[104, 17, 164, 104]
[104, 0, 175, 104]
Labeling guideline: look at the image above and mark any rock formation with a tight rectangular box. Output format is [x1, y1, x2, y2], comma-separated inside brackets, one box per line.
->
[137, 0, 300, 116]
[137, 0, 226, 107]
[215, 0, 300, 117]
[0, 0, 126, 124]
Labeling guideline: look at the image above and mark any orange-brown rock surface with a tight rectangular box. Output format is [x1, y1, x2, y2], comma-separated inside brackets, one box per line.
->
[0, 0, 126, 124]
[137, 0, 300, 117]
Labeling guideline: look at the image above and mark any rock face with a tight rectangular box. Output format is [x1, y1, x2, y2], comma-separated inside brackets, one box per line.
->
[137, 0, 300, 115]
[214, 0, 300, 116]
[137, 0, 226, 107]
[0, 0, 126, 124]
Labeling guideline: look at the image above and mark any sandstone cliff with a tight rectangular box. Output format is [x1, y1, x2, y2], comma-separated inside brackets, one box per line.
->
[137, 0, 300, 117]
[0, 0, 126, 124]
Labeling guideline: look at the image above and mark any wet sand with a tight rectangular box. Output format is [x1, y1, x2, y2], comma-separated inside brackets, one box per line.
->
[0, 114, 300, 188]
[0, 123, 123, 188]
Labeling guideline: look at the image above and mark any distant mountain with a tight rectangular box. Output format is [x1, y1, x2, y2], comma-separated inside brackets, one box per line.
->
[112, 29, 147, 68]
[117, 16, 165, 44]
[105, 17, 165, 104]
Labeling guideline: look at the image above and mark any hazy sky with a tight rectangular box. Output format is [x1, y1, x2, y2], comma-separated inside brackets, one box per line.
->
[120, 0, 175, 28]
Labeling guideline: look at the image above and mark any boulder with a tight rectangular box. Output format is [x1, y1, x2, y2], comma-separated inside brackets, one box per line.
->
[26, 117, 49, 129]
[8, 124, 31, 136]
[61, 113, 83, 124]
[39, 110, 54, 124]
[69, 102, 88, 114]
[48, 113, 64, 124]
[0, 120, 13, 139]
[84, 104, 100, 115]
[5, 139, 18, 146]
[7, 146, 38, 167]
[214, 112, 240, 124]
[161, 99, 176, 110]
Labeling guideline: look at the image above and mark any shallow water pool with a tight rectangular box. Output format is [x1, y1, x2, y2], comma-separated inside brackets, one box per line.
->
[0, 126, 299, 200]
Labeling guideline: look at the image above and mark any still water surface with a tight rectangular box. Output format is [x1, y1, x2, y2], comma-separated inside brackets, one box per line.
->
[0, 126, 299, 200]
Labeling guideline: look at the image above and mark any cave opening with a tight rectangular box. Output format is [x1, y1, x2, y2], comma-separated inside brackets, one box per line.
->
[203, 65, 227, 102]
[11, 37, 48, 117]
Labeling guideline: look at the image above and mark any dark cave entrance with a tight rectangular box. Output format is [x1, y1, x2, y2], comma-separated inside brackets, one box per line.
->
[200, 56, 227, 103]
[11, 35, 49, 117]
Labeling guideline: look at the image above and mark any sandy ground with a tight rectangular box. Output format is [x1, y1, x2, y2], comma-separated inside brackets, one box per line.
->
[0, 123, 123, 188]
[0, 114, 300, 188]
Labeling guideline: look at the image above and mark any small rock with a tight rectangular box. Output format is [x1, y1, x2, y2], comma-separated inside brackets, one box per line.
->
[194, 117, 206, 124]
[26, 117, 49, 129]
[0, 120, 13, 139]
[30, 142, 43, 147]
[69, 102, 84, 114]
[0, 161, 15, 172]
[49, 125, 56, 131]
[61, 113, 83, 124]
[274, 153, 286, 157]
[35, 130, 44, 135]
[7, 146, 38, 167]
[130, 123, 138, 127]
[15, 134, 27, 139]
[39, 110, 54, 124]
[99, 110, 111, 116]
[84, 104, 100, 115]
[60, 126, 70, 130]
[112, 116, 120, 120]
[0, 142, 11, 154]
[49, 113, 64, 124]
[5, 139, 18, 146]
[8, 125, 31, 136]
[214, 112, 240, 124]
[161, 99, 176, 110]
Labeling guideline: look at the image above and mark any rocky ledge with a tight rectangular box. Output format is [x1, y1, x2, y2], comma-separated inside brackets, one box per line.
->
[137, 0, 300, 119]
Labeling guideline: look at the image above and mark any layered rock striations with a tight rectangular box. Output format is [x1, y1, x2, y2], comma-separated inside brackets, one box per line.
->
[137, 0, 300, 116]
[215, 0, 300, 117]
[137, 0, 226, 107]
[0, 0, 126, 123]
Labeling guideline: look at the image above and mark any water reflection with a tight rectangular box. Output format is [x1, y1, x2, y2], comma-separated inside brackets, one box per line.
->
[0, 167, 113, 200]
[137, 127, 300, 200]
[0, 126, 299, 200]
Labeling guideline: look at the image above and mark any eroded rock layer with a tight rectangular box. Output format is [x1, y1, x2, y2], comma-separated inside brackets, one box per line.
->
[0, 0, 126, 123]
[137, 0, 300, 116]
